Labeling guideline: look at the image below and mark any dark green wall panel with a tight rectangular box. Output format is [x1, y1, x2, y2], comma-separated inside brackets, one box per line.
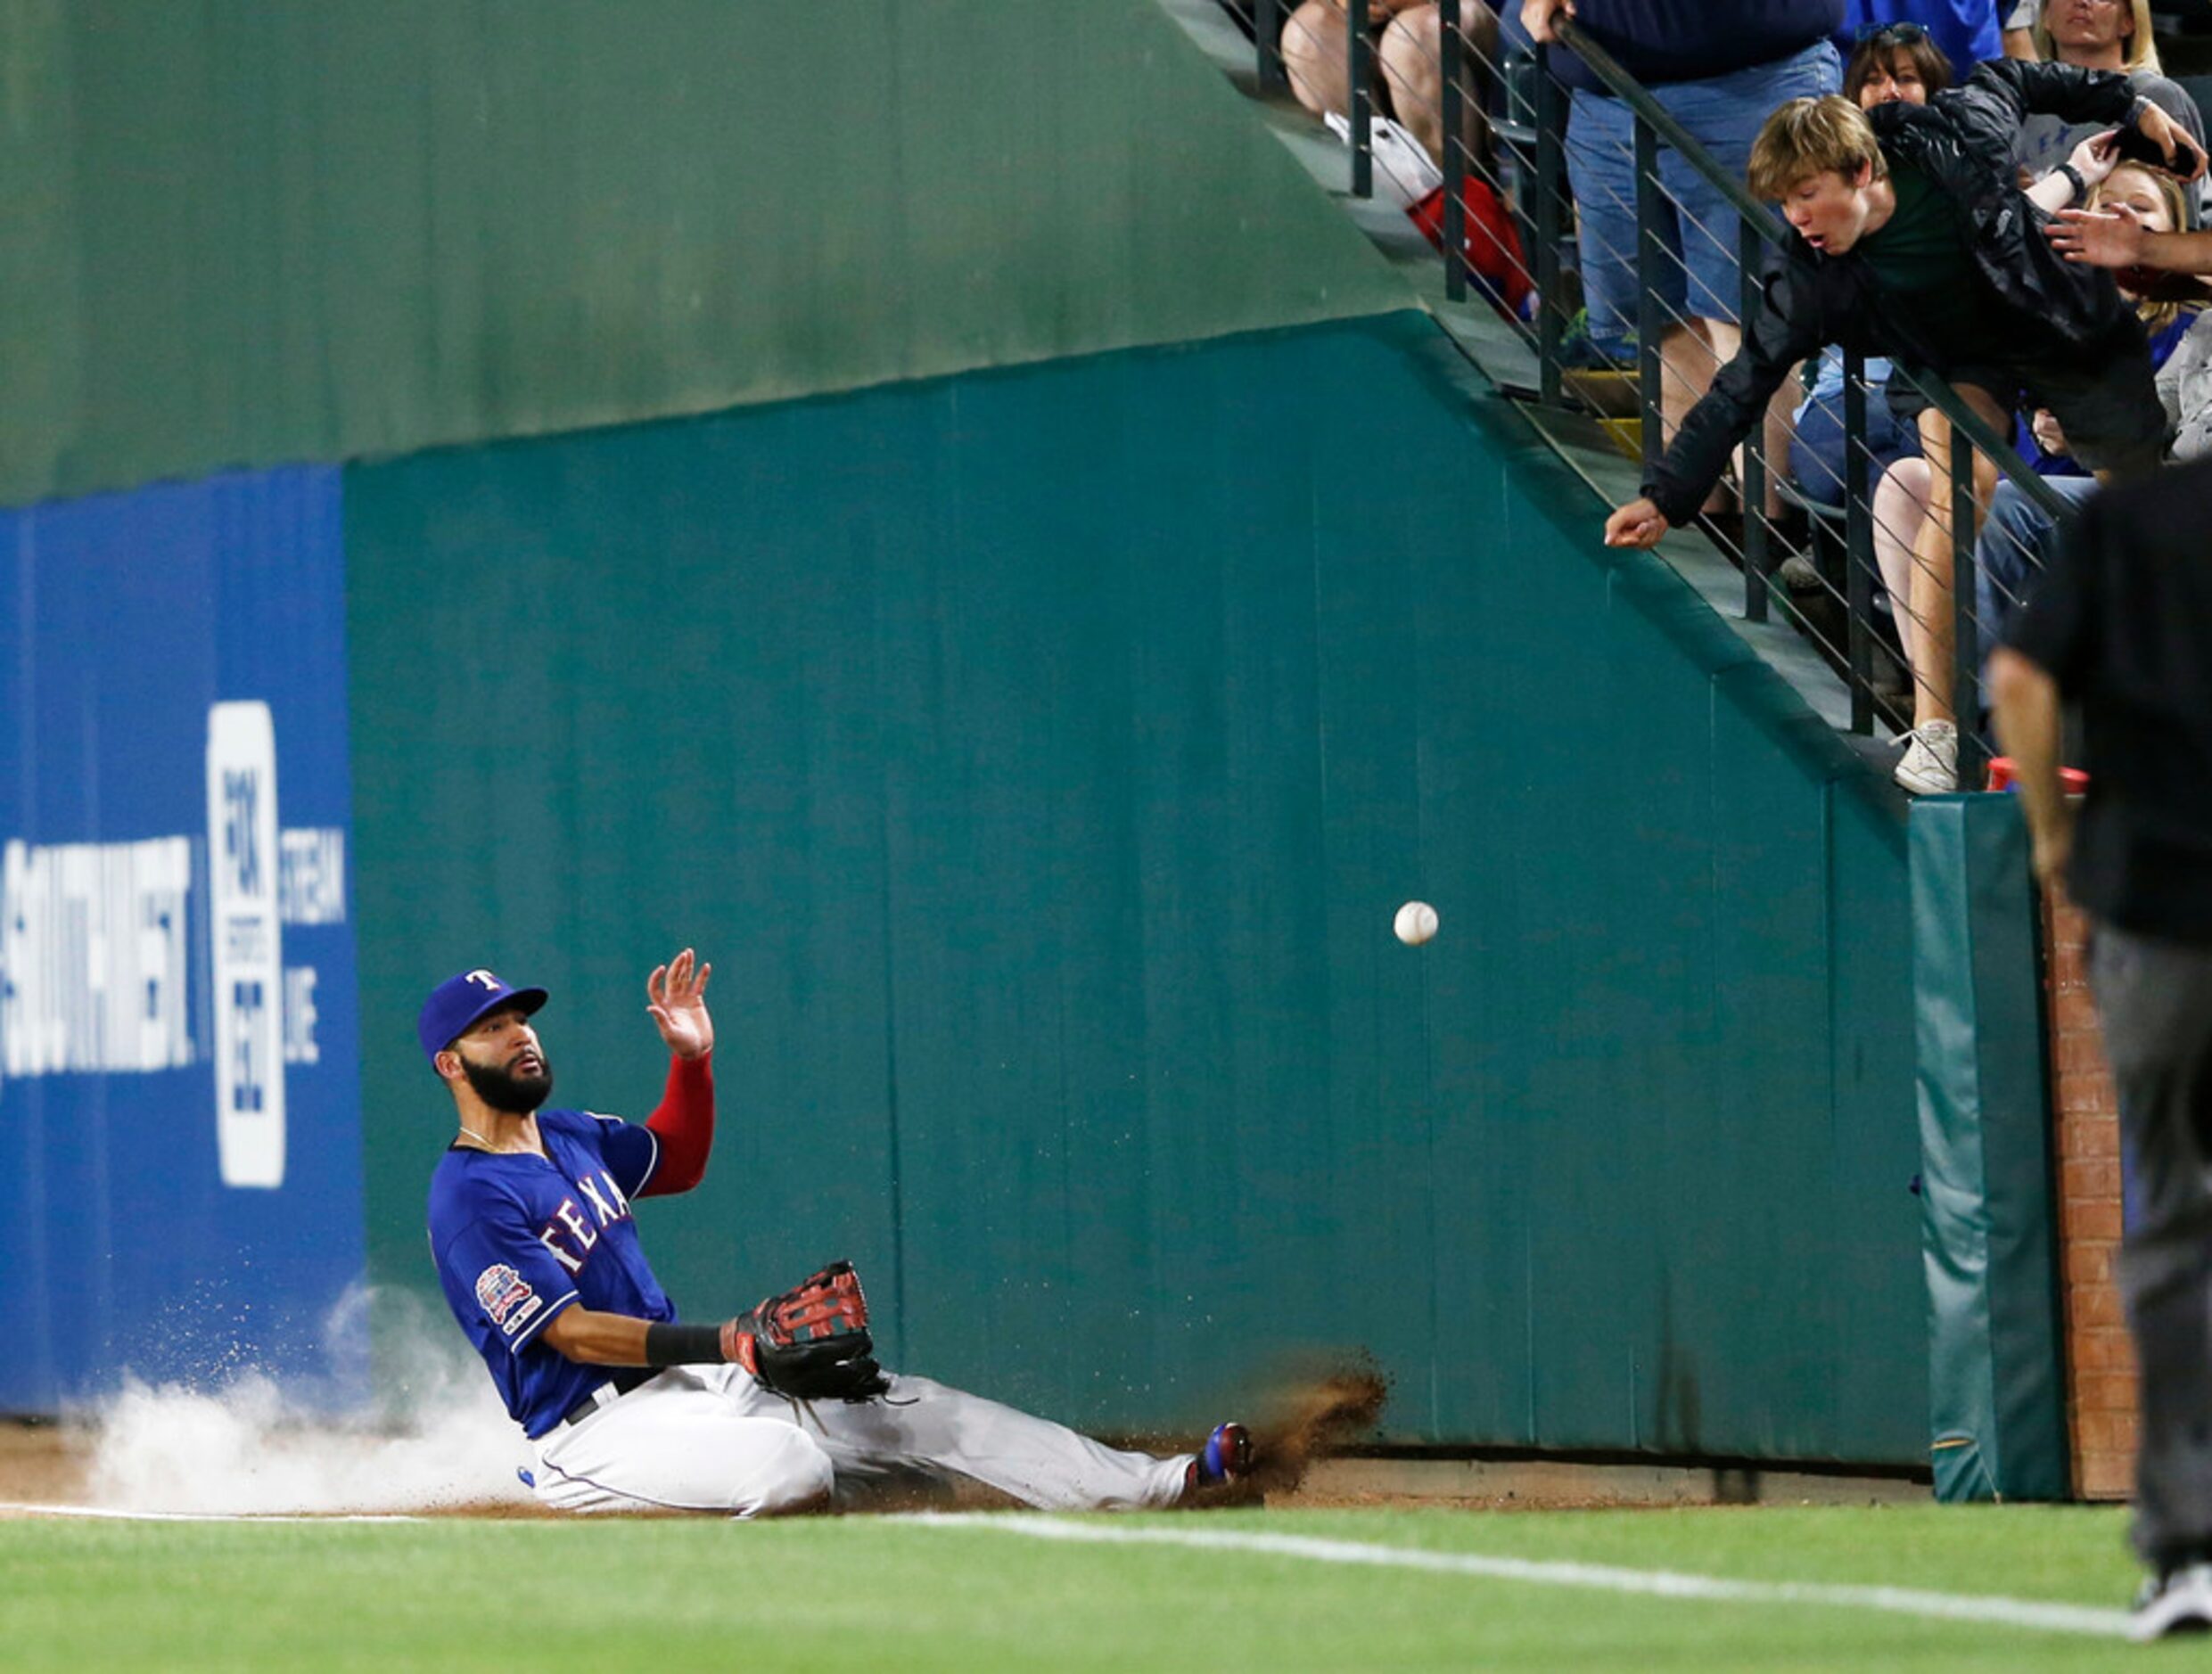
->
[1913, 795, 2068, 1499]
[0, 0, 1403, 510]
[350, 312, 1924, 1460]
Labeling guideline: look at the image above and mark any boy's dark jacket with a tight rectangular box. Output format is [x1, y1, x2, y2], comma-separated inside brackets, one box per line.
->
[1645, 60, 2146, 525]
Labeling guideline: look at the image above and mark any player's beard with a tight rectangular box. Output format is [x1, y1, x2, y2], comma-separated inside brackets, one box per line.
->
[461, 1052, 554, 1114]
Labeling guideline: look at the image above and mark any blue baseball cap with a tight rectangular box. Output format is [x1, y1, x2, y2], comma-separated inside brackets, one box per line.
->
[418, 968, 548, 1065]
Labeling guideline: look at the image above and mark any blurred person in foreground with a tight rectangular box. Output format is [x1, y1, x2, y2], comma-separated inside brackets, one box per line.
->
[1599, 69, 2202, 793]
[1989, 455, 2212, 1641]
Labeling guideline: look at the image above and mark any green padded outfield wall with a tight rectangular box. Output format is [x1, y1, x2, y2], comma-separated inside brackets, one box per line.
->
[1915, 796, 2068, 1500]
[0, 0, 1404, 510]
[350, 313, 1925, 1462]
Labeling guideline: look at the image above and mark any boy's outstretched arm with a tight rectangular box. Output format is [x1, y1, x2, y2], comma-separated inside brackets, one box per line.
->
[1616, 254, 1822, 546]
[1968, 57, 2154, 131]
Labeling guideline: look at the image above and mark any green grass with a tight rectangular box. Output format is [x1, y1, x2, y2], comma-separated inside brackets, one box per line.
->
[0, 1504, 2169, 1671]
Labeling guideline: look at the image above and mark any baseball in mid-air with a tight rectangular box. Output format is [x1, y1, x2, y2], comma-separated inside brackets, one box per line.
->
[1394, 900, 1439, 946]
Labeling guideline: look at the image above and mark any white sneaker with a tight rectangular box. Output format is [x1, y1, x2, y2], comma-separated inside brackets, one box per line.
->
[1322, 111, 1442, 209]
[1894, 720, 1958, 795]
[2130, 1563, 2212, 1641]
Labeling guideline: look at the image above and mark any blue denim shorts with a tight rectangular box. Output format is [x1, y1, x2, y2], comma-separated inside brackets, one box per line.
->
[1566, 40, 1840, 354]
[1787, 384, 1921, 506]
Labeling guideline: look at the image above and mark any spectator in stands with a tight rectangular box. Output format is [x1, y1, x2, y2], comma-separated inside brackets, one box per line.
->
[1844, 19, 1957, 107]
[2158, 275, 2212, 461]
[2012, 0, 2203, 200]
[1978, 162, 2207, 650]
[1785, 28, 1956, 682]
[1867, 127, 2127, 661]
[1599, 72, 2203, 795]
[1834, 2, 2001, 78]
[2000, 0, 2040, 56]
[1281, 1, 1501, 171]
[1518, 0, 1843, 519]
[1786, 23, 1953, 516]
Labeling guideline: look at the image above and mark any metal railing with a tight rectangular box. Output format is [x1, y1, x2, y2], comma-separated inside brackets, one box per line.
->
[1219, 0, 2088, 791]
[1553, 19, 2073, 787]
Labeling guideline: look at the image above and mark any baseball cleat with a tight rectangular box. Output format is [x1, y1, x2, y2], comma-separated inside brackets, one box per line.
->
[1184, 1421, 1253, 1496]
[2132, 1563, 2212, 1641]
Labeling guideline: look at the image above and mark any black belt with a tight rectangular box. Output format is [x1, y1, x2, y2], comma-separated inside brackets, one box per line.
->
[560, 1366, 654, 1428]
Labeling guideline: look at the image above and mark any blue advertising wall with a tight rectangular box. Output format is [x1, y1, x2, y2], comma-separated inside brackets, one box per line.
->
[0, 466, 366, 1412]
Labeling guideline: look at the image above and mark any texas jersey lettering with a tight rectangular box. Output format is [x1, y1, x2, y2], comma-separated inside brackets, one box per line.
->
[428, 1108, 672, 1437]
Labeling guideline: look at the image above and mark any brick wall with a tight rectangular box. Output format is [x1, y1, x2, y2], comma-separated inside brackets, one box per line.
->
[2045, 896, 2134, 1501]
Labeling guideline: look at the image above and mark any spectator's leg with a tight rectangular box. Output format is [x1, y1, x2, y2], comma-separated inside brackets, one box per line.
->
[1282, 0, 1352, 121]
[1912, 407, 1961, 726]
[1694, 317, 1801, 520]
[1564, 86, 1679, 366]
[1973, 480, 2060, 669]
[1907, 386, 2007, 727]
[1653, 41, 1839, 518]
[1873, 455, 1933, 688]
[1652, 82, 1736, 471]
[1760, 381, 1803, 523]
[1378, 3, 1494, 170]
[1784, 390, 1842, 503]
[1661, 320, 1725, 460]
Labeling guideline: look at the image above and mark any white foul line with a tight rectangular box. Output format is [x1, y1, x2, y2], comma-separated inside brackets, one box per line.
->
[903, 1514, 2132, 1640]
[0, 1499, 2139, 1639]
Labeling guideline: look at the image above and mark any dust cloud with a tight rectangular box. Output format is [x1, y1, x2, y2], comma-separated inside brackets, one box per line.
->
[84, 1285, 533, 1515]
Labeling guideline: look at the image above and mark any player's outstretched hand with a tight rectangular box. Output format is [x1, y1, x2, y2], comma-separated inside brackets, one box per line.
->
[646, 948, 714, 1060]
[1604, 496, 1670, 549]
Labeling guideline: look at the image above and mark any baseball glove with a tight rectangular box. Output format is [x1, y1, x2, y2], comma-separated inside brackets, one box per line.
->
[720, 1260, 890, 1401]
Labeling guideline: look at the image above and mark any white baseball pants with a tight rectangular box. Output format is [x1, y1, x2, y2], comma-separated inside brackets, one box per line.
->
[530, 1366, 1193, 1517]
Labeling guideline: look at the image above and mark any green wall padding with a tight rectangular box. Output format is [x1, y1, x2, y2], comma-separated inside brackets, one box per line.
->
[1912, 794, 2069, 1500]
[350, 312, 1924, 1461]
[0, 0, 1405, 509]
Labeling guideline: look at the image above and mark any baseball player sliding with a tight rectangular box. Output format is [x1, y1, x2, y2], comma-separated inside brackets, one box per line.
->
[423, 950, 1253, 1515]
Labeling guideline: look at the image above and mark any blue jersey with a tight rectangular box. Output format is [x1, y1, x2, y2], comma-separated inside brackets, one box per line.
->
[427, 1108, 676, 1438]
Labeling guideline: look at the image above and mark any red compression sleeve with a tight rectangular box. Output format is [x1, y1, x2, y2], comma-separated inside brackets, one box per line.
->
[640, 1052, 714, 1197]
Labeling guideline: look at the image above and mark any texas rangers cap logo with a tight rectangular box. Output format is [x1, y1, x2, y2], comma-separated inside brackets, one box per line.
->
[417, 967, 550, 1065]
